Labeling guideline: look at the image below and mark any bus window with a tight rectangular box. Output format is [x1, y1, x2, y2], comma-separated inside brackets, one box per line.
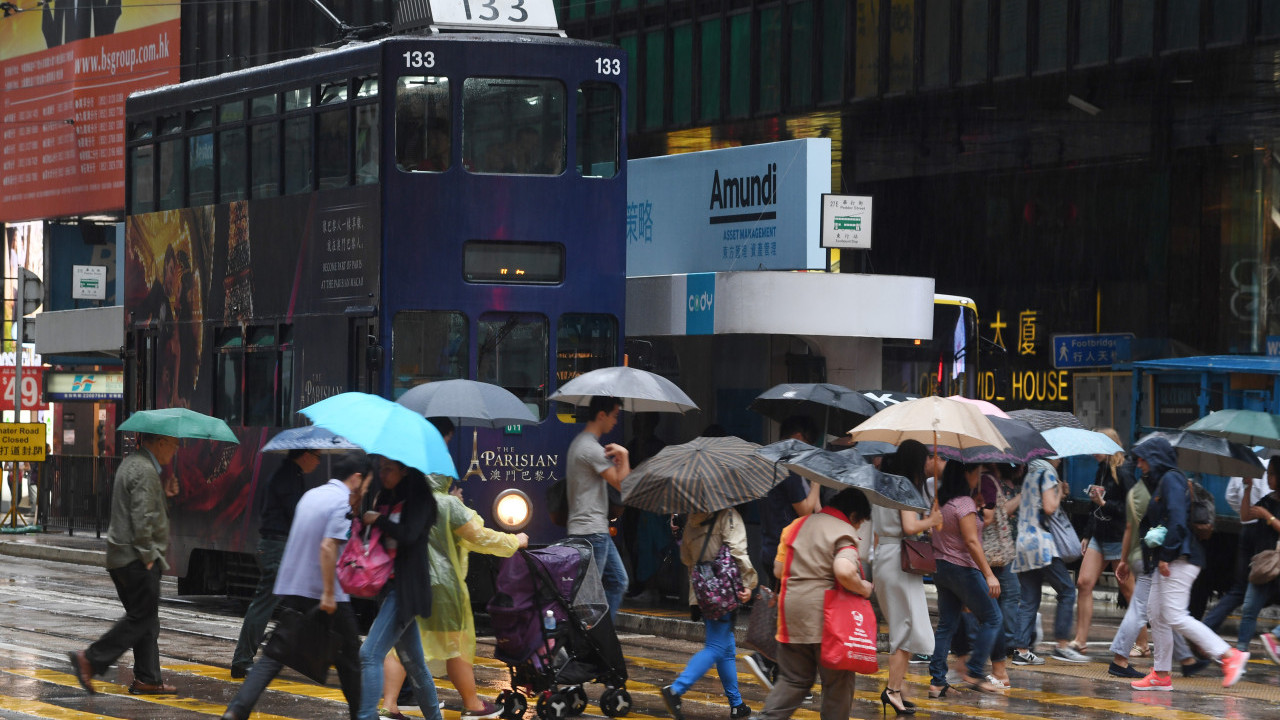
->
[157, 139, 184, 210]
[251, 122, 280, 198]
[284, 117, 313, 195]
[354, 104, 379, 185]
[219, 127, 247, 202]
[577, 82, 620, 178]
[557, 314, 617, 386]
[130, 144, 155, 214]
[189, 133, 214, 206]
[318, 108, 349, 189]
[397, 76, 451, 172]
[479, 313, 549, 419]
[391, 310, 469, 398]
[463, 78, 565, 175]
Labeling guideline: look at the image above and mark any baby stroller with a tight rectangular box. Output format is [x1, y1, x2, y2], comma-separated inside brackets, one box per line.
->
[488, 537, 630, 719]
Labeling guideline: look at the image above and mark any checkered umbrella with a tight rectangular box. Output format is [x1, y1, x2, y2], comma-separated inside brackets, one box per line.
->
[621, 436, 783, 514]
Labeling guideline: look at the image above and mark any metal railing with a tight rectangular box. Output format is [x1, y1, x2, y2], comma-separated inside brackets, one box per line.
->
[36, 454, 121, 536]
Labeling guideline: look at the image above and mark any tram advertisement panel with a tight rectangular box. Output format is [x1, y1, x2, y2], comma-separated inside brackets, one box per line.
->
[0, 1, 180, 222]
[125, 186, 380, 559]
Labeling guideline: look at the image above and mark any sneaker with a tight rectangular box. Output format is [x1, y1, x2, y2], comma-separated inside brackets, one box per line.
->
[1262, 633, 1280, 666]
[229, 665, 249, 680]
[743, 653, 774, 691]
[1221, 648, 1249, 688]
[1181, 659, 1210, 677]
[461, 700, 502, 720]
[660, 685, 684, 720]
[1131, 671, 1172, 692]
[1010, 650, 1045, 666]
[1107, 662, 1144, 679]
[908, 653, 931, 664]
[730, 704, 750, 719]
[1051, 646, 1089, 663]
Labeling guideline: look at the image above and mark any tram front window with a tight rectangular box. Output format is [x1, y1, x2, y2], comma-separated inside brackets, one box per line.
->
[463, 78, 565, 175]
[397, 76, 451, 172]
[479, 313, 549, 419]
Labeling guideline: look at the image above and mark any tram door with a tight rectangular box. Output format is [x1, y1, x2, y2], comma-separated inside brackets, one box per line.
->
[349, 317, 380, 394]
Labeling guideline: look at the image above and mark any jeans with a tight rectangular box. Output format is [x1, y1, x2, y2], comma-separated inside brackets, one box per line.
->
[1015, 558, 1076, 648]
[671, 615, 742, 706]
[1149, 559, 1229, 672]
[929, 560, 1002, 686]
[232, 536, 286, 671]
[1108, 567, 1192, 661]
[1202, 524, 1258, 632]
[1237, 581, 1279, 651]
[225, 595, 363, 720]
[86, 560, 163, 685]
[574, 533, 629, 622]
[358, 586, 442, 720]
[959, 564, 1020, 656]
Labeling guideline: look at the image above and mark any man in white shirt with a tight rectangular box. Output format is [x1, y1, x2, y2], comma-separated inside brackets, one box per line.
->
[1202, 465, 1271, 631]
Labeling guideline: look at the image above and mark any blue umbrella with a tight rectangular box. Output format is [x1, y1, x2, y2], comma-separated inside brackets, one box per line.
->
[1041, 427, 1124, 458]
[261, 426, 360, 453]
[300, 392, 457, 477]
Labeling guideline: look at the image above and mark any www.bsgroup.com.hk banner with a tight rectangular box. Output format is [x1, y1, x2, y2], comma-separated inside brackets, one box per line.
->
[0, 1, 180, 222]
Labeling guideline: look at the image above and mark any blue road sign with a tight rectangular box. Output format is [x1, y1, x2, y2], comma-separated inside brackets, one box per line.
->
[1052, 333, 1134, 369]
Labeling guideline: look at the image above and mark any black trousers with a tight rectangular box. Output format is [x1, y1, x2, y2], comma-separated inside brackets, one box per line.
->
[86, 560, 162, 684]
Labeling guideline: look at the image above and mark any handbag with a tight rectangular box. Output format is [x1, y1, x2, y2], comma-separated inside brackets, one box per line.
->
[820, 565, 879, 674]
[1045, 508, 1082, 564]
[742, 586, 778, 661]
[264, 605, 342, 684]
[899, 537, 936, 576]
[1249, 541, 1280, 585]
[337, 519, 394, 598]
[689, 513, 742, 621]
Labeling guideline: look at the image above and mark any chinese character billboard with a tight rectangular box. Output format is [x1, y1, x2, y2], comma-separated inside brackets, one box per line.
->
[0, 0, 180, 222]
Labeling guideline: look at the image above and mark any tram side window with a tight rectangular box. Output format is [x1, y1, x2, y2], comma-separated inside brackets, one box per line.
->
[479, 313, 549, 419]
[157, 139, 185, 210]
[219, 128, 247, 202]
[130, 144, 155, 214]
[215, 324, 293, 427]
[391, 311, 469, 399]
[214, 328, 243, 426]
[189, 133, 214, 206]
[463, 78, 565, 175]
[577, 83, 620, 178]
[318, 108, 350, 189]
[355, 104, 379, 185]
[251, 122, 280, 198]
[284, 117, 313, 195]
[396, 76, 451, 172]
[557, 314, 617, 386]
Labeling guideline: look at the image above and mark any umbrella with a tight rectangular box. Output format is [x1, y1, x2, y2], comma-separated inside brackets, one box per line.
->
[1006, 409, 1087, 433]
[299, 392, 456, 477]
[845, 396, 1011, 454]
[118, 408, 239, 443]
[946, 395, 1010, 418]
[1135, 431, 1265, 479]
[748, 383, 880, 440]
[1183, 409, 1280, 450]
[857, 390, 920, 411]
[1040, 427, 1124, 458]
[935, 416, 1054, 464]
[621, 436, 782, 514]
[756, 440, 928, 512]
[395, 379, 539, 429]
[261, 426, 360, 453]
[549, 366, 698, 413]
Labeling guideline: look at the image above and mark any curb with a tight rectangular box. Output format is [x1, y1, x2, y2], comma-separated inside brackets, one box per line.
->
[0, 539, 105, 567]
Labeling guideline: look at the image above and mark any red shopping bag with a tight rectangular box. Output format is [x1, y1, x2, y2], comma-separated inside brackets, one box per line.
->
[820, 583, 879, 674]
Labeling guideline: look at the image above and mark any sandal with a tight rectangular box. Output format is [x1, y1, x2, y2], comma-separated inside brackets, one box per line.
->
[962, 676, 1004, 694]
[1130, 643, 1151, 658]
[928, 683, 960, 699]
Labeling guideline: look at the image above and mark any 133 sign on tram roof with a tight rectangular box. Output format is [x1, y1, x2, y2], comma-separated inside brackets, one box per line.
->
[425, 0, 561, 32]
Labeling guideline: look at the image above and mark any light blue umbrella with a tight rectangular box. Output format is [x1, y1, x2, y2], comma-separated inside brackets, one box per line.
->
[300, 392, 457, 477]
[261, 425, 360, 453]
[1041, 427, 1123, 458]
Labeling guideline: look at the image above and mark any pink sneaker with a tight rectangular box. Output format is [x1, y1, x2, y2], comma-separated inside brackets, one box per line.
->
[1262, 633, 1280, 666]
[1221, 648, 1249, 688]
[1131, 671, 1172, 692]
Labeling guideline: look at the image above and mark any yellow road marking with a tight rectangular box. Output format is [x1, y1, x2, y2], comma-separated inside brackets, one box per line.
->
[0, 692, 119, 720]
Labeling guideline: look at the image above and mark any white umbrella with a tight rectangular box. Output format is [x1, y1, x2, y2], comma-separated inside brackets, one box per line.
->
[549, 366, 698, 413]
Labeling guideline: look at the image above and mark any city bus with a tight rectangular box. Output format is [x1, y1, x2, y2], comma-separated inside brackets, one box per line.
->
[122, 30, 627, 596]
[881, 294, 980, 398]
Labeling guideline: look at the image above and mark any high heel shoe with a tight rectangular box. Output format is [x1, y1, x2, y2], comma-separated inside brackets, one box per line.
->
[880, 688, 916, 716]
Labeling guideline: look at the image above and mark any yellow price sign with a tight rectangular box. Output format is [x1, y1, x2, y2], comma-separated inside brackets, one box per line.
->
[0, 424, 46, 462]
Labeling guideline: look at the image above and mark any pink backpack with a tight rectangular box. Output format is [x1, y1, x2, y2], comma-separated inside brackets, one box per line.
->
[337, 519, 394, 598]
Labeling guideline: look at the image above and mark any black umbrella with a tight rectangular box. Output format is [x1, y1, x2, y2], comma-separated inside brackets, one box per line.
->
[935, 416, 1055, 464]
[1006, 409, 1087, 433]
[1135, 431, 1265, 479]
[755, 440, 929, 512]
[749, 383, 881, 439]
[857, 390, 921, 411]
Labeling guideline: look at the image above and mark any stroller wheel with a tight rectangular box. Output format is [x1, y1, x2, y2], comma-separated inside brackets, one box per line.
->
[537, 691, 569, 720]
[567, 686, 588, 716]
[499, 690, 527, 720]
[600, 687, 632, 718]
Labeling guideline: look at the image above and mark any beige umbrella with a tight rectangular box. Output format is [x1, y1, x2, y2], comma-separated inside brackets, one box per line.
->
[846, 395, 1011, 454]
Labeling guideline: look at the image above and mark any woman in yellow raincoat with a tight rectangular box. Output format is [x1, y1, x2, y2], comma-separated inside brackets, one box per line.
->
[381, 419, 528, 720]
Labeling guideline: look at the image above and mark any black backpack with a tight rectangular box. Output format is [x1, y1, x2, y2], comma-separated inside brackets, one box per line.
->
[1187, 479, 1216, 541]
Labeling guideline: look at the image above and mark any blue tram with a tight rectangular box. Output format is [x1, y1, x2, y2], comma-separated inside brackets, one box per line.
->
[122, 28, 627, 594]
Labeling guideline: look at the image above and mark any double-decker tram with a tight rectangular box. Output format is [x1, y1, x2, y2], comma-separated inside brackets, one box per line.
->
[122, 13, 627, 594]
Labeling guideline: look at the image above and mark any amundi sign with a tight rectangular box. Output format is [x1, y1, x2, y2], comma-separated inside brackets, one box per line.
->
[627, 139, 830, 277]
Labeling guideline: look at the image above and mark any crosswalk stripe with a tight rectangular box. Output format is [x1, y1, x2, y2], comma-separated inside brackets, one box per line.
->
[0, 692, 120, 720]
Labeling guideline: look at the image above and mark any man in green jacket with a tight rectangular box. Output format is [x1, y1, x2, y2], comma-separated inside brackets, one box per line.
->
[69, 432, 180, 695]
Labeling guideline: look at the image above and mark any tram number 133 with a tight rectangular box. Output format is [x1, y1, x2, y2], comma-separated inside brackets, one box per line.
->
[429, 0, 555, 26]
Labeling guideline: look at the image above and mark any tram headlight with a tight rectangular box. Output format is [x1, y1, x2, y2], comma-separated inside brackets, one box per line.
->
[493, 488, 532, 532]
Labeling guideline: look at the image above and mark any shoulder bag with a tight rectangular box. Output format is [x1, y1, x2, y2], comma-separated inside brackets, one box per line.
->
[1250, 541, 1280, 585]
[1044, 508, 1082, 564]
[742, 586, 779, 661]
[337, 519, 394, 598]
[820, 562, 879, 674]
[689, 512, 743, 620]
[900, 536, 936, 576]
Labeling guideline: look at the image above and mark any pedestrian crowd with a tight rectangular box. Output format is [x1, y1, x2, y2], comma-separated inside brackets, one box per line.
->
[65, 402, 1277, 720]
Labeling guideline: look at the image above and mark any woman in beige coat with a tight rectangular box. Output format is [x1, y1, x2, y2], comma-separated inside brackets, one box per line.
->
[661, 508, 757, 720]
